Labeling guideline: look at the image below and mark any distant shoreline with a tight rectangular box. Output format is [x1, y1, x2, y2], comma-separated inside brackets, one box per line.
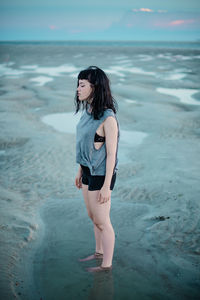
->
[0, 40, 200, 49]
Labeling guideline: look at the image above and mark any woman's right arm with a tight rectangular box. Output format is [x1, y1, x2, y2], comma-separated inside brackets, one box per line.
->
[75, 165, 82, 189]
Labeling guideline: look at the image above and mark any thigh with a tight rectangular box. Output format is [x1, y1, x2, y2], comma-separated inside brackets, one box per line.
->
[88, 190, 112, 225]
[82, 184, 92, 218]
[88, 173, 117, 191]
[88, 175, 104, 191]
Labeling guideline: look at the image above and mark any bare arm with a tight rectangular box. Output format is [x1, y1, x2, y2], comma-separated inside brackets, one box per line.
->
[104, 116, 118, 187]
[75, 165, 83, 189]
[98, 116, 118, 203]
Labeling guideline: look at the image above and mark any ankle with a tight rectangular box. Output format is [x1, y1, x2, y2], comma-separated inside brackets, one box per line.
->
[95, 251, 103, 256]
[95, 250, 103, 255]
[101, 264, 112, 269]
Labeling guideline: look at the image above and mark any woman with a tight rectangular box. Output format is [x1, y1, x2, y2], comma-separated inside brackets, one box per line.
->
[75, 66, 119, 272]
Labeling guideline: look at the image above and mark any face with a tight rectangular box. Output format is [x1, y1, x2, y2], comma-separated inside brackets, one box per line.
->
[77, 79, 93, 101]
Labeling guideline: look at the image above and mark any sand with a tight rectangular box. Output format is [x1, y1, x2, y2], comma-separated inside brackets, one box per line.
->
[0, 42, 200, 300]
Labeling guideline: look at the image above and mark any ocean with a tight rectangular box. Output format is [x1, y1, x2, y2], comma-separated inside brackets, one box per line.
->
[0, 41, 200, 300]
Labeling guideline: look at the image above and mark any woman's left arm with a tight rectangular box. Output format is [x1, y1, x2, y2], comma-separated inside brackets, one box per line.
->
[98, 116, 118, 204]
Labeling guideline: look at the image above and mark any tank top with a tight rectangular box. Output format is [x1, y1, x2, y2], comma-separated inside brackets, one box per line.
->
[76, 107, 119, 176]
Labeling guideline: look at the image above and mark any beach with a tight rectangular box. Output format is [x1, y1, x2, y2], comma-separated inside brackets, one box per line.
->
[0, 41, 200, 299]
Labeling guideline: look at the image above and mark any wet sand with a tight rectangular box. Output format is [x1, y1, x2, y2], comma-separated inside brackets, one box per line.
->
[0, 42, 200, 299]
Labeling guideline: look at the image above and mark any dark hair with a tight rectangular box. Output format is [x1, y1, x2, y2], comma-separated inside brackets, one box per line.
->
[74, 66, 117, 119]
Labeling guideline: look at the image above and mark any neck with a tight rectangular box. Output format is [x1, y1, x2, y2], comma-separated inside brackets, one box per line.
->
[87, 100, 92, 105]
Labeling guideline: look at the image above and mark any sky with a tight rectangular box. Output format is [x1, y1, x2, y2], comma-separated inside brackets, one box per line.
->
[0, 0, 200, 41]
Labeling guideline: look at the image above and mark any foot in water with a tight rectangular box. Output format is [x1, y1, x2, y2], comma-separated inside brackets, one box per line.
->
[78, 252, 103, 262]
[86, 265, 112, 273]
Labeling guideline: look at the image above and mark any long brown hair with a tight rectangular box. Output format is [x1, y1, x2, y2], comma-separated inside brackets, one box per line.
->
[75, 66, 117, 119]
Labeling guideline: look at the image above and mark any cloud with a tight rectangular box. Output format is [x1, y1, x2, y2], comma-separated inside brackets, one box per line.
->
[49, 25, 57, 30]
[140, 8, 153, 12]
[132, 8, 168, 13]
[154, 18, 197, 28]
[169, 19, 195, 26]
[132, 8, 153, 13]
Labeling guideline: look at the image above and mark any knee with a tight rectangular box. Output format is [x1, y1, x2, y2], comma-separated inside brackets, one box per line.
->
[87, 211, 93, 221]
[93, 219, 104, 231]
[94, 223, 103, 231]
[94, 218, 112, 232]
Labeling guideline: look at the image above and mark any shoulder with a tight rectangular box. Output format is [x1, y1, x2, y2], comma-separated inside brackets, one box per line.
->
[103, 110, 118, 129]
[103, 108, 116, 118]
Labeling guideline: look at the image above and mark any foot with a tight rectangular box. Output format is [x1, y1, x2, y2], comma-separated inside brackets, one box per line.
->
[86, 265, 112, 273]
[78, 252, 103, 262]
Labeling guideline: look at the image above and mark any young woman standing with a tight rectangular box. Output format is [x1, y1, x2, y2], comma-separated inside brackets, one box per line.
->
[75, 66, 119, 272]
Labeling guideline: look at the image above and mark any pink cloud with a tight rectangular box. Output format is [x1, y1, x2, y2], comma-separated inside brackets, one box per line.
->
[169, 19, 195, 26]
[132, 8, 167, 13]
[140, 8, 153, 12]
[154, 19, 196, 28]
[132, 8, 153, 13]
[49, 25, 57, 30]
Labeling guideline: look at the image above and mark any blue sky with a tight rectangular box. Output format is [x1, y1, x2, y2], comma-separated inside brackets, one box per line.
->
[0, 0, 200, 41]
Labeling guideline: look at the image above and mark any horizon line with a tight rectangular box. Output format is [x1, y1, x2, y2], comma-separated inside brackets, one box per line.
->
[0, 39, 200, 42]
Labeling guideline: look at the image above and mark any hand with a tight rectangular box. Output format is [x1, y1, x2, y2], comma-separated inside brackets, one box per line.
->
[75, 170, 82, 189]
[98, 185, 111, 204]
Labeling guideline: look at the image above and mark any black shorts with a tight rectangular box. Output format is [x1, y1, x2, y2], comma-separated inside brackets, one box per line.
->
[81, 164, 116, 191]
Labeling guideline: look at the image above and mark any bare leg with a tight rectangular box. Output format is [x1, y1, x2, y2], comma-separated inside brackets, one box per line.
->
[94, 223, 103, 254]
[79, 184, 103, 262]
[86, 190, 115, 272]
[100, 220, 115, 266]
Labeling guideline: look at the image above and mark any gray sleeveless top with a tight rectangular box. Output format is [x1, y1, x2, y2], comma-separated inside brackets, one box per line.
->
[76, 107, 119, 176]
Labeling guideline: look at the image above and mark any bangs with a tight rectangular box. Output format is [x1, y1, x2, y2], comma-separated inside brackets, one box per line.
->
[75, 66, 117, 119]
[78, 68, 98, 85]
[78, 70, 91, 81]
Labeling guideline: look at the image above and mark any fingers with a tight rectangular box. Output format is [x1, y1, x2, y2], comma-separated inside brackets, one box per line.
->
[98, 193, 103, 204]
[75, 178, 78, 188]
[79, 178, 82, 189]
[75, 177, 82, 189]
[98, 193, 110, 204]
[97, 192, 101, 203]
[77, 178, 82, 189]
[75, 178, 79, 188]
[104, 197, 110, 203]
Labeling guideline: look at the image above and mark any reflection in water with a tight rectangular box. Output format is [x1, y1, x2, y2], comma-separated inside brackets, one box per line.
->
[88, 270, 114, 300]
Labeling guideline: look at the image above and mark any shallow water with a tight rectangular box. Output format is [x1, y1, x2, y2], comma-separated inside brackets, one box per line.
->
[0, 42, 200, 299]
